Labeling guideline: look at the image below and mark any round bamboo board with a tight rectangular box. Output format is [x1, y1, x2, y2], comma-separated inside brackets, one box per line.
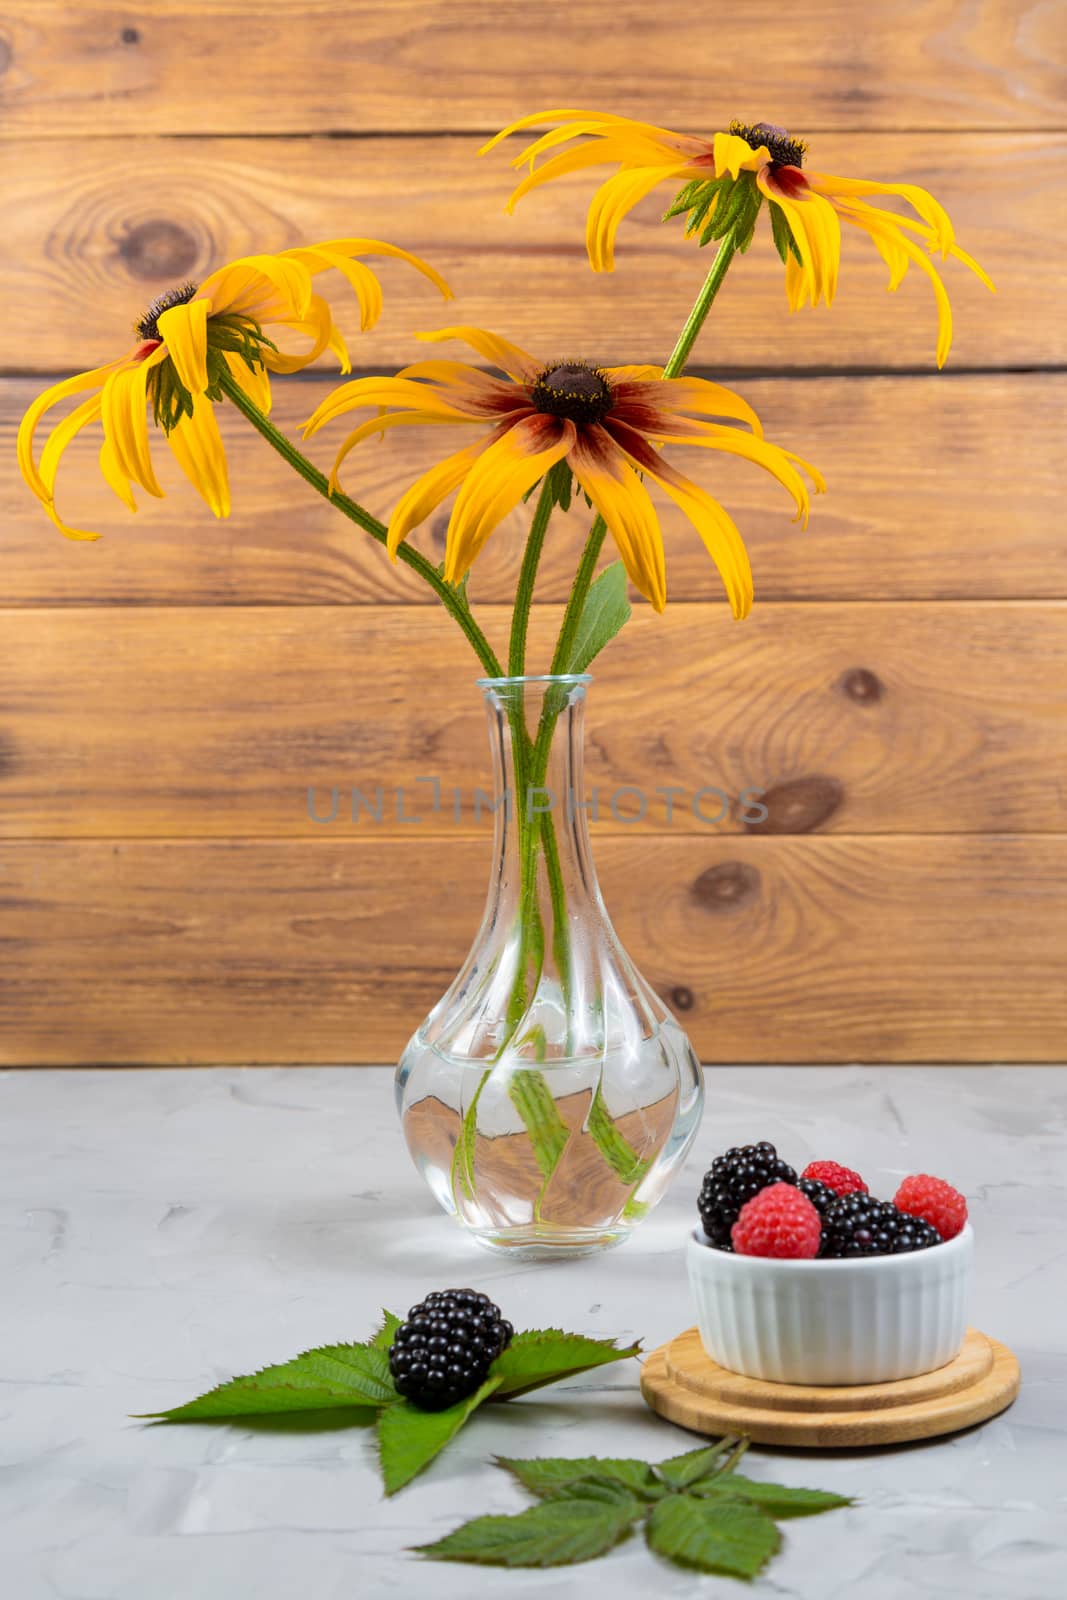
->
[640, 1327, 1019, 1447]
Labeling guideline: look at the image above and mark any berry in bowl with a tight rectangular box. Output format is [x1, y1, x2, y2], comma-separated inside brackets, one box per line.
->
[689, 1143, 973, 1385]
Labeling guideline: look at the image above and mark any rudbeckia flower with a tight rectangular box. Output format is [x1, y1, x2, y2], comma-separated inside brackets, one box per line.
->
[484, 112, 994, 367]
[302, 325, 824, 616]
[18, 240, 451, 539]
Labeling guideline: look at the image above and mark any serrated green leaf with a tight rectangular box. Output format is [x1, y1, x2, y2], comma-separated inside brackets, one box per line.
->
[370, 1310, 403, 1351]
[655, 1439, 740, 1489]
[376, 1376, 500, 1494]
[414, 1493, 636, 1567]
[692, 1474, 852, 1517]
[490, 1328, 640, 1399]
[498, 1455, 661, 1500]
[547, 1475, 647, 1514]
[561, 560, 631, 674]
[138, 1341, 398, 1421]
[646, 1493, 781, 1578]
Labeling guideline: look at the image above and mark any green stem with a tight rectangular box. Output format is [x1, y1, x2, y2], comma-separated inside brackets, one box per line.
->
[218, 368, 503, 679]
[662, 231, 739, 378]
[508, 474, 556, 678]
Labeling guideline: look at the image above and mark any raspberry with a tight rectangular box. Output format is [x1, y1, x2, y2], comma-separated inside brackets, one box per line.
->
[697, 1141, 798, 1250]
[388, 1289, 514, 1410]
[821, 1193, 941, 1257]
[731, 1182, 821, 1259]
[801, 1160, 868, 1196]
[894, 1175, 967, 1241]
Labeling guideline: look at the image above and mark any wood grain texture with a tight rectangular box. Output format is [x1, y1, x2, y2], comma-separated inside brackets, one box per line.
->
[2, 834, 1065, 1063]
[6, 373, 1066, 605]
[1, 1, 1062, 135]
[3, 602, 1065, 838]
[640, 1328, 1021, 1446]
[0, 133, 1042, 373]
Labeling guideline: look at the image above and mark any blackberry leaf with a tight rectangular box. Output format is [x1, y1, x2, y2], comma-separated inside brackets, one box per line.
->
[499, 1455, 662, 1500]
[414, 1492, 638, 1567]
[646, 1493, 781, 1578]
[489, 1328, 640, 1399]
[137, 1341, 398, 1420]
[377, 1375, 501, 1495]
[691, 1474, 853, 1517]
[370, 1310, 403, 1351]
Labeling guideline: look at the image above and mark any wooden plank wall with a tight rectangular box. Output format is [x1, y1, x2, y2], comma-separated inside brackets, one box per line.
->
[1, 1, 1065, 1065]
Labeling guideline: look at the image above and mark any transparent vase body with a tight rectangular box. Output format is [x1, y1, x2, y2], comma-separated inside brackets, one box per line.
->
[395, 674, 704, 1258]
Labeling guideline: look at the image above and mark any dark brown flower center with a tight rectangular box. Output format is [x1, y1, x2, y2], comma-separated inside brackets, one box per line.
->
[530, 363, 614, 425]
[729, 120, 806, 170]
[135, 281, 200, 342]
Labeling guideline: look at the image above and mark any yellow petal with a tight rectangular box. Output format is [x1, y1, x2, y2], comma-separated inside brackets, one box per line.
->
[17, 357, 129, 504]
[385, 437, 493, 558]
[569, 442, 667, 611]
[100, 356, 166, 498]
[811, 172, 955, 253]
[200, 254, 314, 323]
[303, 376, 474, 438]
[445, 416, 573, 580]
[652, 424, 816, 526]
[32, 393, 113, 538]
[98, 436, 138, 511]
[165, 390, 230, 517]
[415, 326, 541, 383]
[284, 238, 452, 302]
[845, 209, 955, 366]
[654, 472, 753, 619]
[482, 108, 692, 158]
[758, 175, 841, 309]
[713, 131, 770, 179]
[504, 139, 633, 212]
[585, 164, 687, 272]
[601, 364, 665, 384]
[328, 410, 480, 495]
[620, 374, 764, 436]
[261, 293, 337, 374]
[222, 350, 272, 415]
[38, 394, 102, 501]
[158, 298, 210, 395]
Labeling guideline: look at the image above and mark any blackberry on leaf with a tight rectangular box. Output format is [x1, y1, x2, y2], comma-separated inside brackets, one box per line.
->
[821, 1193, 941, 1258]
[697, 1141, 798, 1250]
[388, 1289, 514, 1411]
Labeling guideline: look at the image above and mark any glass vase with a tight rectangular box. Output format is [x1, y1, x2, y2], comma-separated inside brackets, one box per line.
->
[395, 673, 704, 1258]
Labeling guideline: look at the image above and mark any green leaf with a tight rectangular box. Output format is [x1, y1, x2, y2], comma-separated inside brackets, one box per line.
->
[546, 1475, 647, 1513]
[655, 1439, 739, 1489]
[693, 1474, 853, 1518]
[138, 1341, 398, 1421]
[770, 200, 803, 265]
[586, 1083, 651, 1185]
[376, 1376, 500, 1494]
[490, 1328, 641, 1399]
[562, 559, 631, 674]
[646, 1493, 781, 1579]
[498, 1455, 661, 1500]
[370, 1310, 403, 1351]
[414, 1492, 637, 1567]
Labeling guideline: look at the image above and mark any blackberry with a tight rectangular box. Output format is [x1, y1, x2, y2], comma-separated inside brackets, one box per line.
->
[698, 1141, 798, 1250]
[821, 1193, 942, 1258]
[797, 1177, 837, 1218]
[388, 1288, 514, 1411]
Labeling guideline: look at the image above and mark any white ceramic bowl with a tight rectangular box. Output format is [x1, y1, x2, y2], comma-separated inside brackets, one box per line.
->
[687, 1223, 974, 1385]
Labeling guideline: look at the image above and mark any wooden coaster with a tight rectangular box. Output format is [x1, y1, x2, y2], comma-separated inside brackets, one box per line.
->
[640, 1327, 1019, 1447]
